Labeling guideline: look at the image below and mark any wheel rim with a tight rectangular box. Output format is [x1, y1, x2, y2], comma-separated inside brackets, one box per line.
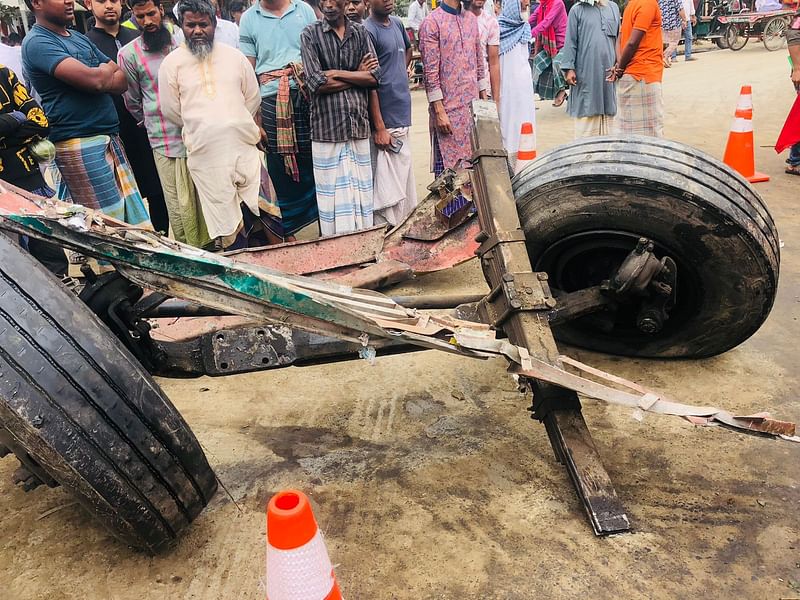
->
[763, 18, 787, 51]
[725, 24, 748, 50]
[535, 230, 701, 341]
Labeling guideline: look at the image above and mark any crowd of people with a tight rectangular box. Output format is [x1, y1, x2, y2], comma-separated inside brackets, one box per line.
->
[0, 0, 797, 274]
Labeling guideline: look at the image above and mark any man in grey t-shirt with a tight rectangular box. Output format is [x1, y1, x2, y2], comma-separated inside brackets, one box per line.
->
[365, 0, 418, 226]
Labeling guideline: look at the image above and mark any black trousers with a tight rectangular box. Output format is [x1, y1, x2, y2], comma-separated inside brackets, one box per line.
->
[118, 111, 169, 234]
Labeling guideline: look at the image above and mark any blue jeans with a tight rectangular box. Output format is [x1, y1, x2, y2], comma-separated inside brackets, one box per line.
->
[789, 142, 800, 167]
[683, 20, 693, 59]
[671, 21, 693, 60]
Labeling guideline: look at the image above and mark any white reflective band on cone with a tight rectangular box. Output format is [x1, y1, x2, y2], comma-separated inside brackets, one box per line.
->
[730, 117, 753, 133]
[737, 95, 753, 110]
[518, 140, 536, 153]
[267, 530, 336, 600]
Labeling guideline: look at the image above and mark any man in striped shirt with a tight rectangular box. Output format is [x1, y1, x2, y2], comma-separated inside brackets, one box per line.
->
[300, 0, 380, 236]
[118, 0, 211, 248]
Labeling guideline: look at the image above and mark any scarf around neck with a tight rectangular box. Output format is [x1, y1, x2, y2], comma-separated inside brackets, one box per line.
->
[498, 0, 531, 55]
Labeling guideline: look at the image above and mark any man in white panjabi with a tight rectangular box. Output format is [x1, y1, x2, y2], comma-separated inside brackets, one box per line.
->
[159, 0, 264, 249]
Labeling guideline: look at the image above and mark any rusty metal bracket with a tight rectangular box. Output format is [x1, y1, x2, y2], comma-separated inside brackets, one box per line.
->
[475, 229, 527, 256]
[477, 271, 556, 328]
[471, 147, 508, 161]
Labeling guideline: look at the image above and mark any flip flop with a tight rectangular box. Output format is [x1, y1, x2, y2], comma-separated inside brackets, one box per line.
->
[552, 92, 567, 107]
[785, 166, 800, 176]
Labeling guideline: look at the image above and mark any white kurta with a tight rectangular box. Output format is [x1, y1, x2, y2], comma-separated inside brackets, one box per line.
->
[158, 43, 261, 240]
[498, 42, 537, 173]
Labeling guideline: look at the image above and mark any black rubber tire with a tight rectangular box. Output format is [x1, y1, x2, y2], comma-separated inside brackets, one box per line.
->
[0, 232, 217, 552]
[513, 136, 780, 359]
[714, 34, 730, 49]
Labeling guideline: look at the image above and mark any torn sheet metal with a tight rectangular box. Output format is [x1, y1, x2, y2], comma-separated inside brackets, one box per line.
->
[0, 189, 795, 443]
[380, 178, 480, 273]
[218, 179, 479, 281]
[225, 225, 387, 275]
[451, 331, 798, 441]
[0, 193, 479, 356]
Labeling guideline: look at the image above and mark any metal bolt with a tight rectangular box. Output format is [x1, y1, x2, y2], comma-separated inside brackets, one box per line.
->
[537, 273, 548, 281]
[637, 317, 660, 334]
[545, 298, 558, 308]
[31, 414, 44, 429]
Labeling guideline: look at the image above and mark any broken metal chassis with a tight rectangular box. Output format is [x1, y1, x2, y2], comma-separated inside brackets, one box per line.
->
[141, 286, 611, 377]
[4, 103, 632, 535]
[140, 103, 630, 535]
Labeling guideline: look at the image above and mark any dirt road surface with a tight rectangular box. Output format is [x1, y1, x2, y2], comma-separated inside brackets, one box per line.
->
[2, 42, 799, 599]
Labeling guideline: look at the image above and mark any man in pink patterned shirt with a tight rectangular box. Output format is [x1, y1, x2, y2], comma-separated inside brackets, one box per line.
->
[468, 0, 500, 103]
[419, 0, 488, 175]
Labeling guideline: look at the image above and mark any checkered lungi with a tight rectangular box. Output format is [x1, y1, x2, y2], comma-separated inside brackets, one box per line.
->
[615, 75, 664, 138]
[54, 134, 150, 225]
[531, 49, 567, 101]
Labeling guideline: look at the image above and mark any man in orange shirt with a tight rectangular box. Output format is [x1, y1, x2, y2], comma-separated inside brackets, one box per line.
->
[607, 0, 664, 137]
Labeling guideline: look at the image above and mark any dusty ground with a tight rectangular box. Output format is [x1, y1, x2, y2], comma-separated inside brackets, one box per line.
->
[2, 42, 799, 599]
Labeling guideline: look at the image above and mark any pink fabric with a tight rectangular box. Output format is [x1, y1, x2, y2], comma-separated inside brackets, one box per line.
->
[419, 7, 486, 171]
[529, 0, 568, 50]
[477, 9, 500, 86]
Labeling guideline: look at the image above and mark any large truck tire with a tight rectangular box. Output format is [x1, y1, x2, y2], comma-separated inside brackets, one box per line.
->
[513, 136, 779, 359]
[0, 232, 217, 552]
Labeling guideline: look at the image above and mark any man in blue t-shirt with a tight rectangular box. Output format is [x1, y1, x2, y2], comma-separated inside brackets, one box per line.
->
[365, 0, 418, 226]
[21, 0, 150, 226]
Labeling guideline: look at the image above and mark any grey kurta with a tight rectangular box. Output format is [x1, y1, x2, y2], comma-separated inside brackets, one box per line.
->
[558, 1, 620, 118]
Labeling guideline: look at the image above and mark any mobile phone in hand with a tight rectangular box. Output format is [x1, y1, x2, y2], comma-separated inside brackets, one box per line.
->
[388, 138, 404, 153]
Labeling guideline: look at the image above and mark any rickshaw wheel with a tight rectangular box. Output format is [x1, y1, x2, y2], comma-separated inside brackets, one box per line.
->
[762, 17, 788, 51]
[725, 23, 749, 50]
[513, 137, 779, 359]
[714, 34, 729, 49]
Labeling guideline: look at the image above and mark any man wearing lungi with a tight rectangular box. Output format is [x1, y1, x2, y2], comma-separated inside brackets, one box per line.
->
[86, 0, 169, 233]
[365, 0, 418, 226]
[118, 0, 211, 249]
[300, 0, 380, 236]
[21, 0, 150, 225]
[419, 0, 488, 176]
[239, 0, 319, 237]
[559, 0, 620, 138]
[607, 0, 664, 137]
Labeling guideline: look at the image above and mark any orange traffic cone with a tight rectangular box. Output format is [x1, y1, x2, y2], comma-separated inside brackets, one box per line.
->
[266, 490, 342, 600]
[515, 122, 537, 174]
[723, 85, 769, 183]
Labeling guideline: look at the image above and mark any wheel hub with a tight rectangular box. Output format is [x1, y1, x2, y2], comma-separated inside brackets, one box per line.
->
[537, 232, 680, 335]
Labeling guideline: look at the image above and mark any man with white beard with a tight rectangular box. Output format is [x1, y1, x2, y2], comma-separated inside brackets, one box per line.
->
[158, 0, 265, 250]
